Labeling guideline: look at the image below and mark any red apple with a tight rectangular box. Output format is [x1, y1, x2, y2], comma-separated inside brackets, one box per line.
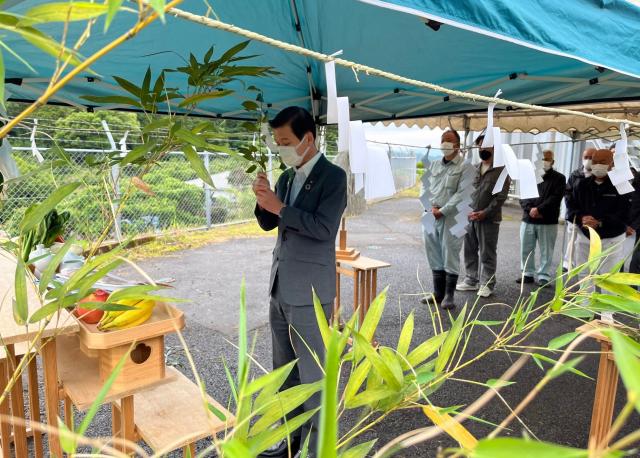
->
[75, 289, 109, 324]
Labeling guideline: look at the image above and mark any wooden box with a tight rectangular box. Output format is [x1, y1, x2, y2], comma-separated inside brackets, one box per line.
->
[73, 303, 185, 393]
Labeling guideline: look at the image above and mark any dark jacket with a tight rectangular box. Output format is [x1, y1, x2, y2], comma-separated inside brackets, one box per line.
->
[470, 163, 511, 223]
[567, 176, 629, 239]
[629, 171, 640, 231]
[520, 168, 566, 224]
[255, 155, 347, 305]
[565, 168, 586, 222]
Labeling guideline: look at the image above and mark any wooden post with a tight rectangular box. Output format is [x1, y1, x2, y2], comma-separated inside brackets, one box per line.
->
[121, 395, 136, 454]
[0, 358, 11, 458]
[339, 217, 347, 250]
[41, 338, 63, 458]
[7, 345, 28, 458]
[27, 358, 44, 458]
[589, 341, 619, 449]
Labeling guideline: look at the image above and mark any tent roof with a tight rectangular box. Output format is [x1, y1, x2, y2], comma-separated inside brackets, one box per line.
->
[4, 0, 640, 123]
[382, 102, 640, 136]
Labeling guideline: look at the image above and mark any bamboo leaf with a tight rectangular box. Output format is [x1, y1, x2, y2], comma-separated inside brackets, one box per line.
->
[12, 26, 82, 66]
[596, 279, 640, 302]
[397, 311, 414, 357]
[218, 40, 250, 63]
[24, 2, 108, 23]
[0, 47, 4, 107]
[105, 0, 125, 31]
[471, 438, 599, 458]
[379, 347, 403, 387]
[587, 227, 601, 273]
[345, 387, 395, 409]
[485, 379, 515, 388]
[547, 332, 580, 350]
[182, 144, 214, 188]
[338, 440, 377, 458]
[435, 304, 467, 374]
[404, 331, 448, 370]
[38, 238, 74, 295]
[603, 272, 640, 286]
[607, 330, 640, 414]
[317, 329, 342, 458]
[532, 353, 591, 379]
[344, 360, 371, 404]
[360, 287, 388, 341]
[20, 182, 80, 234]
[13, 258, 28, 325]
[176, 128, 210, 149]
[246, 360, 296, 398]
[352, 330, 401, 391]
[250, 382, 322, 435]
[423, 405, 477, 449]
[207, 402, 227, 421]
[313, 288, 331, 348]
[120, 141, 157, 166]
[178, 89, 234, 107]
[547, 356, 585, 380]
[148, 0, 166, 22]
[248, 409, 318, 456]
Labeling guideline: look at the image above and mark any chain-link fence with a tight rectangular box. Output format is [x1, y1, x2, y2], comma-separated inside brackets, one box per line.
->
[1, 118, 417, 242]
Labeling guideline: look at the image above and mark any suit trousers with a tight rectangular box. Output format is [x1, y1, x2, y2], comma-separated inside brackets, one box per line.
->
[423, 215, 464, 275]
[270, 278, 332, 453]
[463, 220, 500, 288]
[520, 222, 558, 281]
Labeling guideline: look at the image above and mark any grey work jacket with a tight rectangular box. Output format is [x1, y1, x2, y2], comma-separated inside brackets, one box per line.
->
[428, 154, 468, 217]
[470, 163, 511, 223]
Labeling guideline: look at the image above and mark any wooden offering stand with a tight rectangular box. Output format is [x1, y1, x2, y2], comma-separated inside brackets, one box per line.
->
[336, 217, 360, 261]
[58, 303, 234, 454]
[576, 320, 623, 449]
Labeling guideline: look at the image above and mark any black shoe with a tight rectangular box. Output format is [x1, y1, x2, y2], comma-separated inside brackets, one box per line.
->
[258, 437, 301, 458]
[536, 278, 551, 288]
[441, 273, 458, 310]
[516, 276, 534, 284]
[422, 270, 446, 305]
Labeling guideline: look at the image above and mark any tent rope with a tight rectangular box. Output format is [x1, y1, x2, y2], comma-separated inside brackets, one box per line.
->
[168, 6, 640, 129]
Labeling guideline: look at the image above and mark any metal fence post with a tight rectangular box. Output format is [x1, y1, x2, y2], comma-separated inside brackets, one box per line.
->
[204, 151, 212, 229]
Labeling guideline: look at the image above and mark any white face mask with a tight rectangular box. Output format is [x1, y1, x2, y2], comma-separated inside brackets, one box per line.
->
[277, 137, 310, 168]
[583, 159, 592, 176]
[440, 142, 456, 157]
[542, 160, 552, 171]
[591, 163, 609, 178]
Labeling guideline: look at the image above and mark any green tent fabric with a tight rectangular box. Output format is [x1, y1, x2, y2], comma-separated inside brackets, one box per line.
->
[3, 0, 640, 121]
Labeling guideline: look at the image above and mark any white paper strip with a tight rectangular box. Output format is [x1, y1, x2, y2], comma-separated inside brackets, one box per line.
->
[502, 143, 519, 179]
[325, 61, 339, 124]
[517, 159, 539, 199]
[481, 89, 502, 148]
[365, 144, 395, 200]
[608, 166, 634, 186]
[492, 167, 509, 195]
[348, 120, 367, 174]
[532, 144, 544, 184]
[354, 173, 364, 193]
[421, 211, 436, 235]
[615, 180, 634, 195]
[119, 131, 129, 157]
[492, 127, 504, 168]
[337, 97, 350, 153]
[261, 123, 278, 152]
[30, 119, 44, 163]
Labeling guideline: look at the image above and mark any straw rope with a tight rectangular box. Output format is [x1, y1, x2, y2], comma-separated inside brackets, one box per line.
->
[168, 6, 640, 129]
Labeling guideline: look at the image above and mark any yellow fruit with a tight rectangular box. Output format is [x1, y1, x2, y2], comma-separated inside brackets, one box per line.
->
[98, 299, 156, 331]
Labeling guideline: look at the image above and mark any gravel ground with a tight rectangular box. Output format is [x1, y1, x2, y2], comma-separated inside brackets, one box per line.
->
[43, 197, 638, 457]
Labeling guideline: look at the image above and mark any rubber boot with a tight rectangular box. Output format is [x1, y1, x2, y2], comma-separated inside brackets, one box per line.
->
[441, 273, 458, 310]
[422, 270, 446, 305]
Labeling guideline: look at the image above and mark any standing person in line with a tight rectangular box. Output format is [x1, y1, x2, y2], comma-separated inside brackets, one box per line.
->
[421, 129, 470, 310]
[518, 149, 566, 286]
[253, 106, 347, 458]
[457, 135, 511, 298]
[567, 149, 628, 314]
[563, 147, 595, 271]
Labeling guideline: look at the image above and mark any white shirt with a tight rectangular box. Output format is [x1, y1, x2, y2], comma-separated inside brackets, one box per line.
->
[289, 152, 322, 204]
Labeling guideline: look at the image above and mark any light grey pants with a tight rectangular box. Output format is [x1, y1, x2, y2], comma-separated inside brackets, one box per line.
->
[423, 215, 464, 275]
[463, 220, 500, 288]
[270, 280, 332, 454]
[520, 222, 558, 281]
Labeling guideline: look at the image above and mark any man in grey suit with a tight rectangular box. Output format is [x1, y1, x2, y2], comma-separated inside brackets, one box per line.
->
[253, 106, 347, 458]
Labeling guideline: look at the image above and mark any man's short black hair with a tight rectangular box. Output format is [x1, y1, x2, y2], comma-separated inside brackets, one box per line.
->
[443, 128, 460, 143]
[269, 106, 317, 140]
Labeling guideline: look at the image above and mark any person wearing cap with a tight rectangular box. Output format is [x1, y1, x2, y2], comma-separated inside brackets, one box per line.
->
[518, 149, 566, 286]
[421, 129, 471, 310]
[563, 147, 595, 271]
[568, 149, 629, 295]
[457, 134, 511, 298]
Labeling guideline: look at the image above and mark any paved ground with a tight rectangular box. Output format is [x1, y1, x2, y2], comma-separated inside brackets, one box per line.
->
[78, 197, 638, 456]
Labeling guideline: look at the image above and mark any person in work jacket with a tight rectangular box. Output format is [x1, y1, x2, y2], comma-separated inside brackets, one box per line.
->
[563, 147, 595, 270]
[422, 129, 472, 310]
[567, 149, 629, 318]
[518, 149, 566, 286]
[457, 134, 511, 298]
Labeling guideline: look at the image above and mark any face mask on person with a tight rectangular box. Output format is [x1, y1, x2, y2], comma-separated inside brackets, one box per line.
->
[479, 149, 492, 161]
[542, 160, 552, 171]
[591, 163, 609, 178]
[277, 137, 310, 168]
[440, 142, 456, 156]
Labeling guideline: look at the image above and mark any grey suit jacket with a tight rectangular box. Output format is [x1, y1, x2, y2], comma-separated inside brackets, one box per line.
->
[255, 155, 347, 305]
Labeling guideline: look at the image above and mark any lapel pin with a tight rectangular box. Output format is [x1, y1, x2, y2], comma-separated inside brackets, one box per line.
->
[305, 182, 312, 191]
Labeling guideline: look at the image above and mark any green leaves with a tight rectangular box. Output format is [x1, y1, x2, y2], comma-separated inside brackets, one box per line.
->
[19, 182, 80, 234]
[317, 329, 343, 458]
[471, 437, 608, 458]
[396, 311, 414, 357]
[607, 330, 640, 414]
[178, 90, 234, 108]
[182, 145, 214, 188]
[13, 257, 28, 325]
[105, 0, 125, 31]
[405, 331, 448, 369]
[23, 2, 108, 24]
[435, 304, 466, 374]
[547, 332, 580, 350]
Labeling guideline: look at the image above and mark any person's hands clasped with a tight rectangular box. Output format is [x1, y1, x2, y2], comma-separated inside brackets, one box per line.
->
[468, 210, 486, 222]
[582, 215, 600, 229]
[529, 207, 541, 219]
[432, 207, 443, 220]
